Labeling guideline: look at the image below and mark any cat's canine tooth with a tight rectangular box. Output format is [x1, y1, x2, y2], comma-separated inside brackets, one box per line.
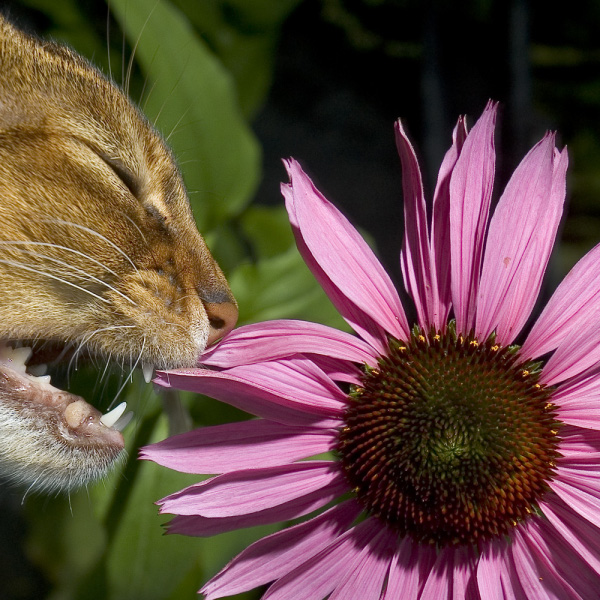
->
[142, 363, 154, 384]
[11, 346, 32, 365]
[0, 346, 33, 371]
[100, 402, 128, 428]
[28, 363, 48, 377]
[112, 411, 134, 432]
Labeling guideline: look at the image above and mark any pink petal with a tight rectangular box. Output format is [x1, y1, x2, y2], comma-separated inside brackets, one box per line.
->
[282, 159, 409, 351]
[395, 120, 438, 330]
[550, 478, 600, 530]
[262, 518, 383, 600]
[539, 322, 600, 386]
[382, 538, 426, 600]
[478, 537, 529, 600]
[167, 484, 348, 536]
[430, 116, 469, 328]
[201, 500, 362, 600]
[557, 425, 600, 461]
[478, 539, 510, 600]
[511, 527, 571, 599]
[420, 547, 460, 600]
[556, 399, 600, 430]
[522, 242, 600, 360]
[158, 461, 345, 517]
[141, 420, 335, 474]
[514, 518, 597, 599]
[541, 495, 600, 576]
[476, 138, 567, 344]
[553, 364, 600, 429]
[155, 358, 345, 427]
[450, 101, 497, 334]
[312, 355, 363, 385]
[200, 319, 379, 369]
[328, 525, 396, 600]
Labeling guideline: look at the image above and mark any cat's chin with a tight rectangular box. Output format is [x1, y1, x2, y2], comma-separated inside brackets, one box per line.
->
[0, 343, 130, 494]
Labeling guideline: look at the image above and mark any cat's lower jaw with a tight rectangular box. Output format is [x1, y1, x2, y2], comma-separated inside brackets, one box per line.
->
[0, 345, 128, 494]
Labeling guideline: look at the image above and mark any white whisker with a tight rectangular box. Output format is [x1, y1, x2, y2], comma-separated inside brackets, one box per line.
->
[40, 218, 139, 275]
[0, 240, 119, 277]
[0, 247, 136, 306]
[0, 259, 110, 304]
[111, 336, 146, 409]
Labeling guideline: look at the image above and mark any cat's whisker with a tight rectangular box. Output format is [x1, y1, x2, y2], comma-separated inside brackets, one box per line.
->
[165, 106, 192, 143]
[110, 336, 146, 409]
[67, 325, 136, 377]
[0, 259, 110, 304]
[118, 212, 149, 247]
[125, 2, 158, 98]
[40, 218, 140, 276]
[0, 240, 120, 277]
[0, 247, 136, 306]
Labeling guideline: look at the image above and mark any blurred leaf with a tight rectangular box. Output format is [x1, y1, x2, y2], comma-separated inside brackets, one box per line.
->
[230, 244, 349, 329]
[240, 205, 295, 258]
[170, 0, 303, 118]
[110, 0, 261, 229]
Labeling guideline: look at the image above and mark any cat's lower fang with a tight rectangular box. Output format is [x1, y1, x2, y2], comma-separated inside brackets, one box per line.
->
[100, 402, 127, 428]
[142, 363, 154, 384]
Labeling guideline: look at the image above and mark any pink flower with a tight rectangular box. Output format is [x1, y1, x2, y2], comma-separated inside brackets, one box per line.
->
[143, 101, 600, 599]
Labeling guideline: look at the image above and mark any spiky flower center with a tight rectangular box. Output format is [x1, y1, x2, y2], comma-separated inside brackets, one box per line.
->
[337, 326, 561, 547]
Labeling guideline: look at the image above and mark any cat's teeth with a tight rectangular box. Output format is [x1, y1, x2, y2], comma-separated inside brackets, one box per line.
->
[0, 345, 32, 372]
[28, 363, 48, 377]
[142, 363, 154, 384]
[100, 402, 127, 428]
[112, 411, 134, 432]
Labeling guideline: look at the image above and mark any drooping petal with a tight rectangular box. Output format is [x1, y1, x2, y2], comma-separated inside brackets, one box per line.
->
[478, 537, 529, 600]
[201, 500, 362, 600]
[450, 101, 497, 333]
[262, 519, 384, 600]
[430, 116, 468, 328]
[513, 519, 595, 599]
[478, 538, 511, 600]
[476, 138, 567, 344]
[167, 484, 349, 537]
[550, 478, 600, 530]
[158, 461, 345, 517]
[522, 242, 600, 360]
[381, 538, 426, 600]
[554, 371, 600, 428]
[155, 358, 345, 427]
[282, 158, 410, 351]
[539, 323, 600, 386]
[510, 527, 570, 599]
[140, 419, 335, 474]
[557, 425, 600, 462]
[541, 495, 600, 576]
[200, 319, 379, 369]
[420, 546, 478, 600]
[395, 120, 438, 330]
[327, 527, 396, 600]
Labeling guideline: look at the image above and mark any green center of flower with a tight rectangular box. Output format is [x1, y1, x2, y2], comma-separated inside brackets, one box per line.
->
[337, 325, 562, 547]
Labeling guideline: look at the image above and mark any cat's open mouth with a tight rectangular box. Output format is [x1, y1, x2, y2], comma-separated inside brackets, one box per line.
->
[0, 341, 135, 493]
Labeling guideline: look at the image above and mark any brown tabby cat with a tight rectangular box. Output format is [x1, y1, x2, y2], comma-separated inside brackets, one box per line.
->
[0, 15, 238, 493]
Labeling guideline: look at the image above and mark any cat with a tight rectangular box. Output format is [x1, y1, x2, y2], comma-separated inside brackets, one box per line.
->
[0, 15, 238, 493]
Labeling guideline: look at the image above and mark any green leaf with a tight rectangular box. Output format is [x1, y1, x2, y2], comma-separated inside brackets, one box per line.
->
[230, 244, 349, 329]
[110, 0, 261, 229]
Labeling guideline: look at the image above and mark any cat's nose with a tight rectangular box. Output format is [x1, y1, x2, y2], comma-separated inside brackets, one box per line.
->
[204, 300, 238, 346]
